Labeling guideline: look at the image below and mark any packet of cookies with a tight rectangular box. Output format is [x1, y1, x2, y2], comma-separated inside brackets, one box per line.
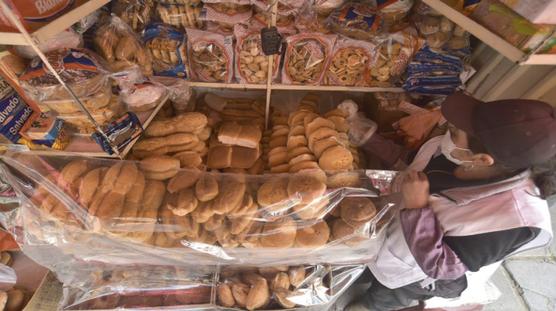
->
[199, 2, 253, 35]
[282, 33, 337, 85]
[156, 2, 204, 30]
[366, 26, 420, 86]
[111, 0, 155, 32]
[143, 23, 188, 78]
[93, 16, 153, 76]
[234, 24, 281, 84]
[326, 1, 386, 41]
[325, 37, 376, 86]
[186, 28, 234, 83]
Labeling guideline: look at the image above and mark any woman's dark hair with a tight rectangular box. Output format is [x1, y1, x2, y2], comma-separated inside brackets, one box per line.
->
[469, 134, 556, 199]
[531, 156, 556, 200]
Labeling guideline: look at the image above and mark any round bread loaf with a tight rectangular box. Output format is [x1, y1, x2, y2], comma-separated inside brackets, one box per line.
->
[295, 221, 330, 247]
[340, 197, 377, 223]
[287, 173, 326, 204]
[259, 217, 297, 248]
[318, 145, 353, 171]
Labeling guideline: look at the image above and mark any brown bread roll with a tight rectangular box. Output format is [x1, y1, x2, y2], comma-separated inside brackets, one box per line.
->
[259, 217, 297, 248]
[195, 173, 219, 202]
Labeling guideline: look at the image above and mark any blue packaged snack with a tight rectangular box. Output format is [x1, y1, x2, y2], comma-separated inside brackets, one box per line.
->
[144, 23, 188, 78]
[92, 112, 143, 155]
[0, 78, 36, 143]
[404, 84, 461, 95]
[327, 2, 385, 41]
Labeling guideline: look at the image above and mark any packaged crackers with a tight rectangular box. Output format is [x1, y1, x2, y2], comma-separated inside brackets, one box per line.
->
[187, 28, 234, 83]
[282, 33, 337, 85]
[144, 23, 188, 78]
[234, 24, 280, 84]
[325, 37, 375, 86]
[200, 3, 253, 34]
[156, 2, 204, 30]
[111, 0, 155, 32]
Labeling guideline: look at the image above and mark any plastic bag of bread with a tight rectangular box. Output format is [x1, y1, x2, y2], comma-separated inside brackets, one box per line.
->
[94, 16, 153, 76]
[199, 3, 252, 35]
[18, 48, 112, 110]
[144, 23, 188, 77]
[13, 29, 82, 59]
[366, 27, 421, 87]
[325, 37, 376, 86]
[216, 265, 365, 310]
[111, 0, 155, 32]
[376, 0, 413, 32]
[234, 24, 281, 84]
[186, 28, 234, 83]
[156, 2, 203, 30]
[252, 0, 305, 16]
[282, 33, 337, 85]
[294, 3, 332, 34]
[0, 152, 399, 267]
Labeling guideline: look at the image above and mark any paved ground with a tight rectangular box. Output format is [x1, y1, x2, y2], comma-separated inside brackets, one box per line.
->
[483, 199, 556, 311]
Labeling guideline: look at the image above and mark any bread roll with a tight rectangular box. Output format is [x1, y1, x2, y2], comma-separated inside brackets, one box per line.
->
[212, 177, 246, 215]
[113, 162, 139, 195]
[195, 174, 219, 202]
[259, 217, 296, 248]
[246, 278, 270, 310]
[204, 214, 225, 231]
[340, 197, 377, 223]
[217, 284, 235, 307]
[134, 133, 198, 152]
[257, 178, 290, 210]
[141, 156, 180, 180]
[94, 191, 125, 221]
[191, 201, 215, 223]
[146, 112, 208, 137]
[58, 160, 88, 189]
[167, 170, 201, 193]
[295, 221, 330, 247]
[231, 282, 249, 308]
[287, 173, 326, 204]
[207, 145, 232, 169]
[271, 272, 290, 291]
[306, 117, 335, 137]
[78, 168, 103, 207]
[231, 145, 261, 169]
[128, 180, 165, 242]
[167, 188, 198, 216]
[275, 289, 296, 308]
[318, 145, 353, 171]
[288, 266, 305, 287]
[218, 122, 262, 148]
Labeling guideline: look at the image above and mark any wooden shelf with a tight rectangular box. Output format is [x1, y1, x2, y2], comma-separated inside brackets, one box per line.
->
[0, 0, 110, 45]
[189, 82, 404, 93]
[521, 54, 556, 65]
[25, 94, 169, 158]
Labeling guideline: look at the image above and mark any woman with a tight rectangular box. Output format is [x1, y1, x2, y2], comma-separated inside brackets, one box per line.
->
[347, 92, 555, 310]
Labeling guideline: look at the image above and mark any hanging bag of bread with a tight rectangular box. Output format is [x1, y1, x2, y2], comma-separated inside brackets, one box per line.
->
[186, 28, 234, 83]
[111, 0, 156, 32]
[282, 33, 337, 85]
[251, 6, 297, 35]
[156, 0, 204, 31]
[200, 1, 252, 35]
[325, 37, 376, 86]
[233, 24, 281, 84]
[94, 16, 153, 76]
[143, 23, 189, 78]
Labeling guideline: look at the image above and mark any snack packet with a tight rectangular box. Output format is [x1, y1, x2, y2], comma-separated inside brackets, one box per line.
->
[327, 2, 385, 41]
[111, 0, 155, 32]
[186, 28, 234, 83]
[376, 0, 413, 32]
[143, 23, 188, 78]
[234, 24, 280, 84]
[282, 33, 337, 85]
[325, 37, 376, 86]
[156, 2, 203, 30]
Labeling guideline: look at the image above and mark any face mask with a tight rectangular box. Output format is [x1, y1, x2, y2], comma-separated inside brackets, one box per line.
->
[440, 131, 473, 165]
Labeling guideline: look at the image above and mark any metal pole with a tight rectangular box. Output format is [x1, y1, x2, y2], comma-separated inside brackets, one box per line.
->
[0, 0, 120, 156]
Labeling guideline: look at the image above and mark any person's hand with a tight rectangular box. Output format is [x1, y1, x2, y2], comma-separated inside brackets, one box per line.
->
[401, 170, 430, 209]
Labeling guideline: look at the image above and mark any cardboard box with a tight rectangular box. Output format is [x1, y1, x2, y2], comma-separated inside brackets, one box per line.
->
[498, 0, 556, 24]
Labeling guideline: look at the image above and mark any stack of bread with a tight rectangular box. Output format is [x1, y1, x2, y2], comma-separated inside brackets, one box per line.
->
[202, 93, 266, 130]
[206, 122, 263, 173]
[266, 113, 290, 173]
[131, 112, 211, 169]
[217, 266, 310, 310]
[329, 197, 377, 246]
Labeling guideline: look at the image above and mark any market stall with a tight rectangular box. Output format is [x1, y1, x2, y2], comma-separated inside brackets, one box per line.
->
[0, 0, 554, 310]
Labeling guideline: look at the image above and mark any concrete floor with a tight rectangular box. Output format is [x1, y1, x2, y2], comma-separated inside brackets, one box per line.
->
[483, 199, 556, 311]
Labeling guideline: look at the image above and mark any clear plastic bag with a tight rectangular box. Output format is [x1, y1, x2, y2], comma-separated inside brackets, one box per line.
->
[234, 24, 280, 84]
[94, 16, 153, 76]
[156, 2, 204, 30]
[200, 3, 253, 34]
[13, 29, 82, 59]
[326, 2, 384, 41]
[112, 0, 156, 32]
[0, 152, 399, 267]
[18, 48, 110, 103]
[366, 27, 421, 87]
[187, 28, 234, 83]
[54, 262, 364, 310]
[325, 37, 376, 86]
[282, 34, 337, 85]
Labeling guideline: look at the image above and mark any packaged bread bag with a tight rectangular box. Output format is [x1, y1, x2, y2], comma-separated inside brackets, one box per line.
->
[111, 0, 156, 32]
[0, 0, 84, 33]
[186, 28, 234, 83]
[156, 2, 204, 30]
[282, 33, 337, 85]
[234, 24, 281, 84]
[94, 16, 153, 76]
